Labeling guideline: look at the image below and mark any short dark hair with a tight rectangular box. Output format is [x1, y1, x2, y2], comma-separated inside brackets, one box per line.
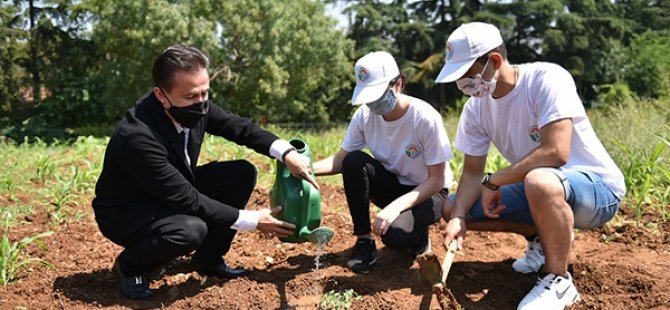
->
[389, 73, 407, 92]
[152, 44, 210, 91]
[475, 43, 508, 65]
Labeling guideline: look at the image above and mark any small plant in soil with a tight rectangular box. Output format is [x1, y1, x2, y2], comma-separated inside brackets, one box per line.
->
[0, 229, 54, 287]
[319, 289, 360, 310]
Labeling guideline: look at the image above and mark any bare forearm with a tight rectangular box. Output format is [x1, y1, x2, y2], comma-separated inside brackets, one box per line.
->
[314, 149, 348, 176]
[452, 171, 483, 218]
[313, 156, 338, 176]
[491, 146, 567, 186]
[491, 118, 572, 186]
[389, 175, 444, 212]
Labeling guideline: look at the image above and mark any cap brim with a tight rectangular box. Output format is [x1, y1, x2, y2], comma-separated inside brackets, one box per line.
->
[351, 82, 388, 105]
[435, 58, 477, 83]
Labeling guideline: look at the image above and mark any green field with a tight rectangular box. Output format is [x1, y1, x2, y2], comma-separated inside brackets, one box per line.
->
[0, 99, 668, 287]
[1, 99, 668, 230]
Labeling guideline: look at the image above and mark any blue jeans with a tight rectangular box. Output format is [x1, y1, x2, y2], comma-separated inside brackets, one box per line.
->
[458, 168, 621, 229]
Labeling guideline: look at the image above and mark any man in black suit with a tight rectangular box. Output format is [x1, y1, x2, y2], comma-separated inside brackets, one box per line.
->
[92, 44, 319, 300]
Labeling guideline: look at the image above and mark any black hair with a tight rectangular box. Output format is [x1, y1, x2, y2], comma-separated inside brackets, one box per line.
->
[152, 44, 210, 91]
[475, 43, 508, 65]
[389, 73, 407, 93]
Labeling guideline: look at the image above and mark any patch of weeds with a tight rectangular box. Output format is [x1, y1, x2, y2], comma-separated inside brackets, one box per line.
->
[319, 289, 360, 310]
[0, 229, 54, 287]
[644, 222, 660, 235]
[3, 177, 18, 201]
[614, 137, 667, 225]
[600, 233, 616, 243]
[34, 155, 56, 183]
[0, 205, 33, 227]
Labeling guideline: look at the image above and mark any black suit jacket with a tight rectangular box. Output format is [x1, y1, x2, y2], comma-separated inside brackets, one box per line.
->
[92, 92, 278, 240]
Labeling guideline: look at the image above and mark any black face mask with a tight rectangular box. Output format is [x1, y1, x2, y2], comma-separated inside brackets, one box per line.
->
[161, 88, 210, 129]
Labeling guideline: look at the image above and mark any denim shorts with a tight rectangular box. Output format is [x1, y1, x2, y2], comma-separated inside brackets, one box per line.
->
[459, 168, 621, 229]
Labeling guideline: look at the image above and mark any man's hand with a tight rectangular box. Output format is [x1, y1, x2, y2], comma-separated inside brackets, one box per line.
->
[372, 204, 402, 235]
[284, 151, 320, 190]
[481, 187, 505, 218]
[443, 216, 466, 250]
[256, 206, 295, 238]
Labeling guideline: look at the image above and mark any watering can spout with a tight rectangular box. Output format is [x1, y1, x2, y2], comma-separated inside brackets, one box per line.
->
[270, 138, 334, 244]
[303, 226, 335, 245]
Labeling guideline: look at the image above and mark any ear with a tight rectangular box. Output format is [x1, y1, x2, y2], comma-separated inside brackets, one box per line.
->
[489, 53, 504, 70]
[153, 87, 171, 109]
[391, 78, 405, 93]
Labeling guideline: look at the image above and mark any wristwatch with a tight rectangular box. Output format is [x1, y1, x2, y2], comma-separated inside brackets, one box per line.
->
[281, 147, 297, 163]
[481, 173, 500, 191]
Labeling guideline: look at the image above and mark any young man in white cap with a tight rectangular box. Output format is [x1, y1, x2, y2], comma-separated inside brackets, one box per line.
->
[314, 51, 454, 273]
[435, 22, 625, 309]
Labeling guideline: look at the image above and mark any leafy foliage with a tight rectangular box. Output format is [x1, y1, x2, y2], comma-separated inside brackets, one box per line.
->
[1, 0, 670, 137]
[623, 30, 670, 99]
[210, 0, 354, 123]
[319, 289, 360, 310]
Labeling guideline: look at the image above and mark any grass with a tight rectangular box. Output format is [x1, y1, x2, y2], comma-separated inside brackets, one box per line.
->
[590, 100, 670, 223]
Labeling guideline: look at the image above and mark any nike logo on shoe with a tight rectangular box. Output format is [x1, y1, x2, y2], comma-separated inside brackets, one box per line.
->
[555, 284, 570, 299]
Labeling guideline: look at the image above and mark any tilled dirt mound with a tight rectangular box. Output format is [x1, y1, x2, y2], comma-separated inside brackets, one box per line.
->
[2, 185, 669, 309]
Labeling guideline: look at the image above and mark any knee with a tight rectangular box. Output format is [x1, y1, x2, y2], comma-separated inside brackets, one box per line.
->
[237, 159, 258, 188]
[179, 217, 208, 249]
[524, 168, 564, 203]
[381, 228, 413, 250]
[341, 151, 371, 174]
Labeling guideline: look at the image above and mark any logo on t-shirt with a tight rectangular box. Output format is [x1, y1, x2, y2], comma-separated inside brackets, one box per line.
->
[357, 67, 370, 82]
[405, 144, 421, 158]
[529, 125, 540, 143]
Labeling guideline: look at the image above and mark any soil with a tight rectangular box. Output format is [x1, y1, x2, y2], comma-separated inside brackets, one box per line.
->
[1, 184, 669, 309]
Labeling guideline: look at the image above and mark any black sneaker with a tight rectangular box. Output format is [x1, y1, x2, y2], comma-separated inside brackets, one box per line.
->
[347, 238, 376, 274]
[410, 232, 431, 257]
[193, 261, 250, 279]
[112, 257, 153, 300]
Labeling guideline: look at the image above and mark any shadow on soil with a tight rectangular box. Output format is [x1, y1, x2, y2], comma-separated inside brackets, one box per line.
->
[53, 247, 538, 310]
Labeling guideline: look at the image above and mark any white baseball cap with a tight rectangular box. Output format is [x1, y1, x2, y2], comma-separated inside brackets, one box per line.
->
[435, 22, 503, 83]
[351, 51, 400, 105]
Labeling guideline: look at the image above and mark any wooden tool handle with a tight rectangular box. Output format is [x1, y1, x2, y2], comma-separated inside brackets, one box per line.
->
[440, 240, 459, 284]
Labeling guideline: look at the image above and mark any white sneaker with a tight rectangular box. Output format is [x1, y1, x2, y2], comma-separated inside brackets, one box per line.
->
[517, 272, 580, 310]
[512, 236, 545, 273]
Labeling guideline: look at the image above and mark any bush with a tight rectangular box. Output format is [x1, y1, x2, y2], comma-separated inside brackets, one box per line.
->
[623, 30, 670, 99]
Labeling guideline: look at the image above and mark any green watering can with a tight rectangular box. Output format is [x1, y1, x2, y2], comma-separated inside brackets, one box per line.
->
[270, 138, 334, 245]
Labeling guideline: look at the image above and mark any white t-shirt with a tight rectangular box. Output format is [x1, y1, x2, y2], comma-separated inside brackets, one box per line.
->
[342, 95, 454, 188]
[454, 62, 625, 198]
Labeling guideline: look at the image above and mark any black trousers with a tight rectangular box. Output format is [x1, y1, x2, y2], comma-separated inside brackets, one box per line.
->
[114, 160, 256, 276]
[342, 151, 448, 250]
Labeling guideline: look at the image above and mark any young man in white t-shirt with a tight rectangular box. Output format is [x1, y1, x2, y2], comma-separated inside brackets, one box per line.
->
[314, 51, 454, 274]
[435, 22, 625, 310]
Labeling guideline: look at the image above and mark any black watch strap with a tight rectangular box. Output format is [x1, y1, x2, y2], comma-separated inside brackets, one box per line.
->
[281, 147, 297, 163]
[481, 172, 500, 191]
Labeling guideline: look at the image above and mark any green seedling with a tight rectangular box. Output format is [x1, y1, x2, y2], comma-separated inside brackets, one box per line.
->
[0, 230, 54, 287]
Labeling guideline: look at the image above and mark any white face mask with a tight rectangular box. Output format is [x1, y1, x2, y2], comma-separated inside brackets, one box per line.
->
[456, 57, 498, 98]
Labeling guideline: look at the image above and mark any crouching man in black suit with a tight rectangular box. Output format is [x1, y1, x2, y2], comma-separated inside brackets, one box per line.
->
[92, 44, 319, 300]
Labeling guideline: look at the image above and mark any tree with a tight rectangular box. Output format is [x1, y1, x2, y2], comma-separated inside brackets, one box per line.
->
[209, 0, 353, 123]
[84, 0, 353, 124]
[0, 1, 28, 126]
[85, 0, 218, 122]
[623, 29, 670, 98]
[1, 0, 98, 134]
[541, 0, 634, 102]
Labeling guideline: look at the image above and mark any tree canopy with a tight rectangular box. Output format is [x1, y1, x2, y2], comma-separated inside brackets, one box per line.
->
[0, 0, 668, 139]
